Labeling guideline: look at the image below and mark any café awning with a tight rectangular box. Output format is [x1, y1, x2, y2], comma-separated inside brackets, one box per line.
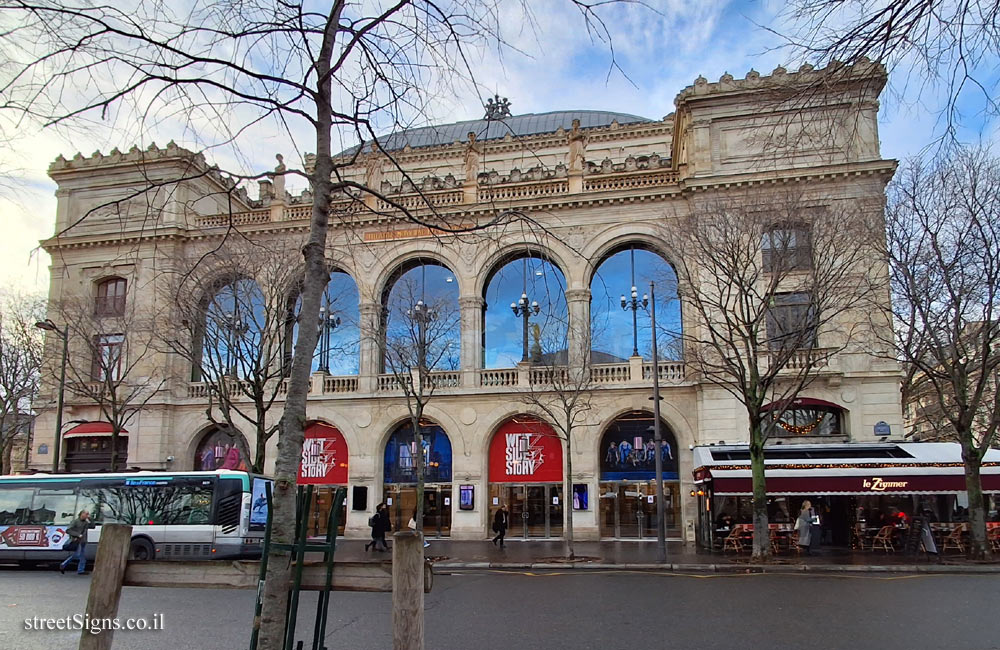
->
[63, 422, 128, 438]
[692, 442, 1000, 495]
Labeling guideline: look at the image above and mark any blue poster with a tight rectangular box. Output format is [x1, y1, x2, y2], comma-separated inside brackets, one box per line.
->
[250, 478, 271, 530]
[599, 416, 679, 481]
[383, 424, 452, 483]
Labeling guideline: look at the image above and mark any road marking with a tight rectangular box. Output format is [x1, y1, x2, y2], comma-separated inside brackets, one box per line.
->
[439, 569, 996, 581]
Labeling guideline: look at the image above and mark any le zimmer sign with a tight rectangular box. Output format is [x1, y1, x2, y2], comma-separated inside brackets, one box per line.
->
[862, 477, 909, 492]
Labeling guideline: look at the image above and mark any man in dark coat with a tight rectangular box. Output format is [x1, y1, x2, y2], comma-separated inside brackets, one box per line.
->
[492, 505, 509, 548]
[60, 510, 93, 575]
[374, 503, 392, 551]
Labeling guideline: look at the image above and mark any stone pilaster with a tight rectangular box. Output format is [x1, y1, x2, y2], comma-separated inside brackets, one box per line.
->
[565, 288, 591, 372]
[459, 296, 484, 387]
[358, 302, 381, 392]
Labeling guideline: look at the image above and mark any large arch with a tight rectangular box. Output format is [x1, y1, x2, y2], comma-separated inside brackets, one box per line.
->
[380, 257, 460, 373]
[192, 425, 251, 471]
[589, 242, 682, 362]
[596, 410, 682, 539]
[487, 415, 564, 484]
[381, 418, 454, 537]
[481, 250, 568, 368]
[196, 276, 268, 381]
[284, 269, 361, 375]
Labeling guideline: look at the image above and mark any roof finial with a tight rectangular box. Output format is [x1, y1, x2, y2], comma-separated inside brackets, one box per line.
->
[484, 94, 511, 120]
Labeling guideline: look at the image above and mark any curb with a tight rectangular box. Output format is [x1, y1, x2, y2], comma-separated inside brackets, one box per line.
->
[431, 561, 1000, 574]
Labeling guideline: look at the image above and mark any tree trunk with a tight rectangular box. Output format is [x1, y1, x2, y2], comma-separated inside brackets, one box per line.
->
[414, 412, 425, 533]
[564, 430, 574, 560]
[962, 442, 990, 560]
[749, 419, 771, 561]
[110, 430, 120, 471]
[253, 423, 267, 473]
[256, 8, 341, 648]
[1, 438, 12, 475]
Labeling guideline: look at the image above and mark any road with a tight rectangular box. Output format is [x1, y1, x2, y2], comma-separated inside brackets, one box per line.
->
[1, 566, 998, 649]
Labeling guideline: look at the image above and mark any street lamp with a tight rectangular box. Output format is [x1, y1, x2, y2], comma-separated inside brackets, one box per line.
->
[642, 281, 667, 563]
[620, 247, 648, 358]
[223, 311, 248, 377]
[317, 299, 341, 374]
[510, 258, 540, 363]
[35, 319, 68, 473]
[406, 288, 437, 535]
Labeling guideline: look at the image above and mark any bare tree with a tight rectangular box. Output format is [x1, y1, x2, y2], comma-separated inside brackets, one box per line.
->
[776, 0, 1000, 142]
[51, 293, 164, 471]
[380, 273, 460, 533]
[166, 239, 304, 473]
[660, 190, 884, 560]
[518, 320, 597, 560]
[0, 2, 642, 644]
[0, 290, 44, 474]
[879, 146, 1000, 559]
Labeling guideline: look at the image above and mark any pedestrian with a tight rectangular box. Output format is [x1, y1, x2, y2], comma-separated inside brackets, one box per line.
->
[375, 502, 392, 551]
[365, 504, 381, 552]
[492, 504, 509, 548]
[795, 500, 813, 555]
[409, 508, 430, 548]
[60, 510, 92, 575]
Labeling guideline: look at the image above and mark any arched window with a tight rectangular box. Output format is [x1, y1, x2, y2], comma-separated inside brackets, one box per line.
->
[95, 277, 127, 316]
[590, 245, 681, 362]
[381, 260, 459, 373]
[199, 277, 267, 380]
[194, 427, 251, 471]
[764, 400, 844, 437]
[482, 254, 567, 368]
[285, 271, 360, 375]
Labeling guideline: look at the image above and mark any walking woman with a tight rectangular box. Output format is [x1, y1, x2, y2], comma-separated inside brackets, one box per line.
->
[492, 504, 509, 548]
[375, 502, 392, 551]
[795, 500, 813, 555]
[60, 510, 92, 575]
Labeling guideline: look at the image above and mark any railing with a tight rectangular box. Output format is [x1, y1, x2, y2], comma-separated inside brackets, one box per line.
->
[530, 367, 569, 385]
[324, 375, 359, 393]
[478, 180, 568, 203]
[591, 363, 631, 384]
[480, 368, 518, 387]
[642, 362, 686, 382]
[784, 348, 833, 370]
[376, 190, 465, 212]
[424, 371, 460, 390]
[196, 210, 270, 228]
[378, 373, 410, 392]
[583, 170, 679, 193]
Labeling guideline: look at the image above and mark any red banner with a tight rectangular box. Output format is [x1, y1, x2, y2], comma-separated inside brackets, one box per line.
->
[297, 422, 349, 484]
[711, 473, 1000, 495]
[488, 418, 563, 483]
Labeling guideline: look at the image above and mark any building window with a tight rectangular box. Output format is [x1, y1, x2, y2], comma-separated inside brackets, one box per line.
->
[766, 406, 843, 437]
[766, 292, 818, 350]
[762, 225, 811, 273]
[91, 334, 124, 382]
[95, 278, 127, 316]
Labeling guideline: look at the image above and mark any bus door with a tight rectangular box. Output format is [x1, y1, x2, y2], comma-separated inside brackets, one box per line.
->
[161, 477, 216, 558]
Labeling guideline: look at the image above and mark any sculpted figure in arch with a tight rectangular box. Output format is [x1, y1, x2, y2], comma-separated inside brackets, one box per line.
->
[464, 132, 482, 184]
[567, 119, 587, 173]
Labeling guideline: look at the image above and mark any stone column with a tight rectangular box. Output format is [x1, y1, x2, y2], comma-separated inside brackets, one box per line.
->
[358, 301, 381, 393]
[565, 288, 591, 374]
[458, 296, 484, 387]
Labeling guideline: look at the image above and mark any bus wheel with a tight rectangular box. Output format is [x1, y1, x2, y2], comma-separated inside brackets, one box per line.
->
[129, 538, 155, 561]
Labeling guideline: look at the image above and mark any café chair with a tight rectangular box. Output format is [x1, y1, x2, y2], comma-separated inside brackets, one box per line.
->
[871, 525, 896, 553]
[722, 525, 745, 553]
[850, 523, 868, 550]
[942, 524, 966, 554]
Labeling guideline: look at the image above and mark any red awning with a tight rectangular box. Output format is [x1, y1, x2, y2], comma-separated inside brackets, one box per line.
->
[64, 422, 128, 438]
[761, 397, 843, 412]
[710, 473, 1000, 495]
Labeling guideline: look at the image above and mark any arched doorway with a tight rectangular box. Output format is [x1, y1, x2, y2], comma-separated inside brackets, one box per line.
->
[487, 416, 564, 538]
[193, 427, 251, 471]
[297, 421, 349, 537]
[598, 411, 681, 539]
[382, 420, 453, 537]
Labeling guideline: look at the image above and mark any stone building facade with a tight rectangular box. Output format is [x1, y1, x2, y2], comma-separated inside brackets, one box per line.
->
[32, 61, 903, 542]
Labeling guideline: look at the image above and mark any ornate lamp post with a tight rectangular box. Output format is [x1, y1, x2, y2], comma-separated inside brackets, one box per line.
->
[620, 248, 648, 357]
[317, 299, 341, 373]
[35, 319, 68, 473]
[406, 285, 436, 534]
[510, 258, 540, 363]
[224, 311, 249, 377]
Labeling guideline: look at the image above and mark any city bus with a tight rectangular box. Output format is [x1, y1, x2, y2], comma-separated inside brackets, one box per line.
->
[0, 470, 272, 565]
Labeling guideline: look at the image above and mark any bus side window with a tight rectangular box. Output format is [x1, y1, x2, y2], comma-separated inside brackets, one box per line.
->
[0, 488, 34, 525]
[30, 488, 79, 525]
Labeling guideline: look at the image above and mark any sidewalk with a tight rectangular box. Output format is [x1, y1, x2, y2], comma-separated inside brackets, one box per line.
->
[333, 538, 1000, 574]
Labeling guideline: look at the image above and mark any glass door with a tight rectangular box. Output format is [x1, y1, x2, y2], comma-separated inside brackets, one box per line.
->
[618, 484, 641, 538]
[526, 485, 547, 537]
[599, 483, 618, 538]
[384, 484, 451, 537]
[508, 485, 528, 538]
[307, 487, 347, 537]
[548, 485, 563, 538]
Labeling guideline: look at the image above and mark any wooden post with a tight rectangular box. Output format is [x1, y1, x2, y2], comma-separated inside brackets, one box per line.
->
[392, 531, 424, 650]
[79, 524, 132, 650]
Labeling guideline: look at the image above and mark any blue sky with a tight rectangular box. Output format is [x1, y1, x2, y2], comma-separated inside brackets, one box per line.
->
[1, 0, 995, 293]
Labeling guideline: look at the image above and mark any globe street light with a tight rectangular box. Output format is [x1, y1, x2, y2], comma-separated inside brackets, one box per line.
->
[35, 319, 68, 473]
[317, 301, 341, 374]
[510, 258, 540, 363]
[621, 248, 649, 358]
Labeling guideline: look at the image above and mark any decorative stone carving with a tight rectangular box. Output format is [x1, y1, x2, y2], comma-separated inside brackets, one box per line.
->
[271, 153, 287, 202]
[363, 145, 383, 192]
[567, 118, 588, 173]
[463, 132, 481, 185]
